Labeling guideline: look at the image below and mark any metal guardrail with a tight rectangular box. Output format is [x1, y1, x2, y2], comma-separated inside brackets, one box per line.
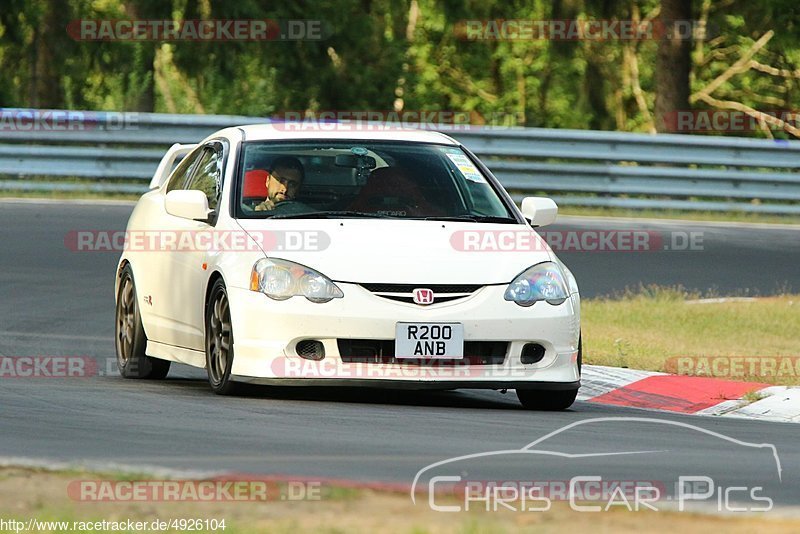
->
[1, 109, 799, 213]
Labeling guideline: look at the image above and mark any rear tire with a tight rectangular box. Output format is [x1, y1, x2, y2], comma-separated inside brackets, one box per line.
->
[206, 279, 237, 395]
[115, 265, 171, 379]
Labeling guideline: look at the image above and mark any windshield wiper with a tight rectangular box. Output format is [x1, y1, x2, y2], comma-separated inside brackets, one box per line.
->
[268, 210, 397, 220]
[423, 215, 519, 224]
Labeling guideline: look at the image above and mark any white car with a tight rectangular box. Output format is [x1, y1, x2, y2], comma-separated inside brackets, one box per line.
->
[114, 125, 582, 410]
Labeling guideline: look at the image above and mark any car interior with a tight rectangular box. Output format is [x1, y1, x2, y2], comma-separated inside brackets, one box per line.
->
[238, 144, 507, 218]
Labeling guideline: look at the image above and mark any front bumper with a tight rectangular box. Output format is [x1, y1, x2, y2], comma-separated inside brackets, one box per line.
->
[226, 283, 581, 389]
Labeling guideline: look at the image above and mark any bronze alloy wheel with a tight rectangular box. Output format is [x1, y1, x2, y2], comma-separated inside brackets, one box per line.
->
[115, 265, 170, 379]
[206, 279, 237, 394]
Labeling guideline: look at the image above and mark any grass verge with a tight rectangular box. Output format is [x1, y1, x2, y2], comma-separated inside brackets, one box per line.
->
[559, 206, 800, 225]
[582, 287, 800, 385]
[1, 468, 798, 533]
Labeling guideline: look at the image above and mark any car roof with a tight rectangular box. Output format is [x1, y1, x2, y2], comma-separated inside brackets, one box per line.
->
[229, 123, 461, 145]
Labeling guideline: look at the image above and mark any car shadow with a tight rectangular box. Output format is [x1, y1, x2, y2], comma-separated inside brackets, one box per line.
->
[151, 376, 528, 410]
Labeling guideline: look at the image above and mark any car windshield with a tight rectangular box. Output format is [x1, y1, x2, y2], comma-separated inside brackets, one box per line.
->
[236, 141, 517, 221]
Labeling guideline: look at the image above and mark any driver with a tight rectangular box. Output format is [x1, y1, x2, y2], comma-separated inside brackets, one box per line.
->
[254, 156, 305, 211]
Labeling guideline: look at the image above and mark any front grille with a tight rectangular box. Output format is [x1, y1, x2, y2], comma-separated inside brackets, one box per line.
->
[360, 283, 483, 304]
[337, 339, 507, 365]
[377, 294, 467, 304]
[361, 283, 482, 293]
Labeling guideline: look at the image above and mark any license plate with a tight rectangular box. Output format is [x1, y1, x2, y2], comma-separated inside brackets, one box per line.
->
[395, 323, 463, 359]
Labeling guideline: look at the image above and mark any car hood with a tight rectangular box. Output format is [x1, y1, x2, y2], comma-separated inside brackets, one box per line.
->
[236, 218, 554, 284]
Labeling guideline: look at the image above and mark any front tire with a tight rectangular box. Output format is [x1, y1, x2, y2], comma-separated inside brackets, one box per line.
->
[206, 279, 237, 395]
[517, 388, 578, 411]
[517, 336, 581, 410]
[115, 265, 170, 379]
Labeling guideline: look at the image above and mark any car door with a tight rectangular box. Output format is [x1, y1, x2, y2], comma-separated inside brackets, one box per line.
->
[133, 145, 204, 346]
[154, 140, 227, 351]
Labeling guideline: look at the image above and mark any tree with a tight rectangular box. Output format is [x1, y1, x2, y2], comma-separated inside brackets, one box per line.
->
[654, 0, 692, 132]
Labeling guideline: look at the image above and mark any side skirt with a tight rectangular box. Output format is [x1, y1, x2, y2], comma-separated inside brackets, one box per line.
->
[147, 340, 206, 368]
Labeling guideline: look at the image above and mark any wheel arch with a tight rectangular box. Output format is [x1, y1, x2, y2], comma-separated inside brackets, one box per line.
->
[116, 260, 154, 339]
[204, 271, 226, 318]
[115, 259, 130, 298]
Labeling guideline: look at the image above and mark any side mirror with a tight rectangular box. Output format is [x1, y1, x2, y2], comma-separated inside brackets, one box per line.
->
[165, 190, 212, 222]
[520, 197, 558, 227]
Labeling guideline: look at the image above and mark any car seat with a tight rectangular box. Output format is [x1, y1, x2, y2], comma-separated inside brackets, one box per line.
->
[348, 167, 442, 216]
[242, 169, 269, 205]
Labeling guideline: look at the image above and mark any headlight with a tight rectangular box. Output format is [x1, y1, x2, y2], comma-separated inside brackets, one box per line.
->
[554, 257, 579, 296]
[250, 258, 343, 303]
[504, 262, 569, 307]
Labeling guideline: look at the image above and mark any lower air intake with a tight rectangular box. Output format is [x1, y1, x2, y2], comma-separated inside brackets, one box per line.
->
[296, 340, 325, 361]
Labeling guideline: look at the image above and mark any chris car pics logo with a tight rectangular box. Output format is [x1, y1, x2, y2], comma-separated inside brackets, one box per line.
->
[411, 417, 781, 513]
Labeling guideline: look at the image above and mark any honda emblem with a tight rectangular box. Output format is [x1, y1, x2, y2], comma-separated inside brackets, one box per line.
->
[413, 288, 434, 305]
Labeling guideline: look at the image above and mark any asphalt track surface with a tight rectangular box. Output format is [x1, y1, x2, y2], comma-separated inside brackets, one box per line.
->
[1, 200, 799, 511]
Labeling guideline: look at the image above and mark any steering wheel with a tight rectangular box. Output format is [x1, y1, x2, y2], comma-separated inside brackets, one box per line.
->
[268, 199, 314, 214]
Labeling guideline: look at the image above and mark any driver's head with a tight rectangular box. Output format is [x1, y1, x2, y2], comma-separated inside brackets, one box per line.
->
[266, 156, 304, 203]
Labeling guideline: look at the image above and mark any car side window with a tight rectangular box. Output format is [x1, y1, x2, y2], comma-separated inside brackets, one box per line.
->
[166, 148, 203, 192]
[186, 145, 224, 210]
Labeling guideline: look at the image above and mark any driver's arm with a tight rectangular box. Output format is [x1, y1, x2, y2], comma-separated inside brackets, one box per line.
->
[254, 199, 276, 211]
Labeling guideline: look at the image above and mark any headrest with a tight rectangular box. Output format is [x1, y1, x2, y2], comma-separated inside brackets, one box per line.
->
[243, 169, 269, 198]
